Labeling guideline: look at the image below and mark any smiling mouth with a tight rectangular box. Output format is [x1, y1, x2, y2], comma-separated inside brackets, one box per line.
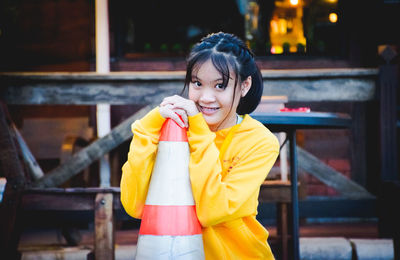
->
[199, 105, 219, 115]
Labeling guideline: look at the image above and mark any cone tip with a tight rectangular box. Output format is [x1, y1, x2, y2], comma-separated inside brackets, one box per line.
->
[159, 118, 188, 142]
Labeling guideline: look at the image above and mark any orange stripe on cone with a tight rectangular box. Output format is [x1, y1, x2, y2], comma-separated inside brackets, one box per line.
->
[159, 116, 188, 142]
[139, 205, 202, 236]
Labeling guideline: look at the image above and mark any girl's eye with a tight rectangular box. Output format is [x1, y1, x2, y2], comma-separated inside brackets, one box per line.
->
[192, 81, 201, 87]
[215, 83, 224, 90]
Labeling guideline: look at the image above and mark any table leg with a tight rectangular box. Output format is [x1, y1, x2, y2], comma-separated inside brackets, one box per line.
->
[277, 202, 288, 260]
[289, 129, 300, 260]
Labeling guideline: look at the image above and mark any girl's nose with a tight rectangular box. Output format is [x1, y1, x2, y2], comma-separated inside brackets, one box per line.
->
[199, 88, 216, 103]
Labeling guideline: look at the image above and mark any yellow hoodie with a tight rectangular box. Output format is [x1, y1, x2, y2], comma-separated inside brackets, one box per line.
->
[120, 107, 280, 259]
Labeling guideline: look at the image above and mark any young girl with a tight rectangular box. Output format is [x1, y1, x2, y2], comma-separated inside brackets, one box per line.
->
[120, 32, 279, 259]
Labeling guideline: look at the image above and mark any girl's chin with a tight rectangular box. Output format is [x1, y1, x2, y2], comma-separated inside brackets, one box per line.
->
[202, 114, 219, 127]
[202, 114, 217, 123]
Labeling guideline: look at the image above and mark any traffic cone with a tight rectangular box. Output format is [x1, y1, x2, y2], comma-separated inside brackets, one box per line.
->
[135, 118, 205, 259]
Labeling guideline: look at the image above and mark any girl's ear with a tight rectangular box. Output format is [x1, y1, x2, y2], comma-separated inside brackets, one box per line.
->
[241, 76, 252, 97]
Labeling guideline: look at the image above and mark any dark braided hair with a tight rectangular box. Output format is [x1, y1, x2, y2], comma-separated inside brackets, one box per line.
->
[183, 32, 263, 115]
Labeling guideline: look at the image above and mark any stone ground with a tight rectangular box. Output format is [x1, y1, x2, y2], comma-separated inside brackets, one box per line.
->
[18, 221, 394, 260]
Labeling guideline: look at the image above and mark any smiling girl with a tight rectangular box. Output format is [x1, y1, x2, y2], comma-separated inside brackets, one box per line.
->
[121, 32, 279, 259]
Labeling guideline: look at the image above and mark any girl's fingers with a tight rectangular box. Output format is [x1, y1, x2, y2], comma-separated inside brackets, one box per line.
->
[173, 108, 188, 128]
[159, 104, 187, 128]
[160, 97, 174, 107]
[170, 110, 187, 128]
[160, 95, 196, 127]
[160, 95, 183, 107]
[160, 99, 172, 107]
[171, 100, 199, 117]
[159, 104, 174, 120]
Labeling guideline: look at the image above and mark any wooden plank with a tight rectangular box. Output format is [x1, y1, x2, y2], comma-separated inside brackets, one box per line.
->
[22, 191, 95, 211]
[95, 193, 115, 260]
[296, 197, 377, 219]
[259, 180, 292, 203]
[26, 186, 121, 193]
[10, 122, 45, 181]
[0, 69, 378, 104]
[32, 105, 153, 188]
[263, 77, 376, 102]
[21, 187, 122, 211]
[297, 146, 375, 199]
[258, 197, 377, 221]
[0, 72, 184, 105]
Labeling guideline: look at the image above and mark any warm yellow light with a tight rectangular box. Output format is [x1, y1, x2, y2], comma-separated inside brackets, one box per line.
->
[290, 0, 299, 6]
[278, 19, 287, 34]
[271, 45, 283, 54]
[270, 20, 279, 34]
[329, 12, 338, 23]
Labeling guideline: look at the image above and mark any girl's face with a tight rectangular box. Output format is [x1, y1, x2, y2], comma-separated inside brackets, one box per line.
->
[188, 59, 243, 131]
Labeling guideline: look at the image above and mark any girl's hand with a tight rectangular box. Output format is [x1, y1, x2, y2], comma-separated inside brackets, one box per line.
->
[159, 104, 188, 128]
[159, 95, 199, 128]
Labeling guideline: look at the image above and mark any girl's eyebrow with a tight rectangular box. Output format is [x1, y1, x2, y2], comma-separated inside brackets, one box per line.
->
[191, 75, 224, 82]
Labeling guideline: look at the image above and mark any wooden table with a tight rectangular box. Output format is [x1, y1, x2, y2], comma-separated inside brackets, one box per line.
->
[251, 111, 352, 260]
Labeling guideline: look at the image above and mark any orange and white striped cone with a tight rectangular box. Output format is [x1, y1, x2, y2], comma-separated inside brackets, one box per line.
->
[135, 118, 205, 260]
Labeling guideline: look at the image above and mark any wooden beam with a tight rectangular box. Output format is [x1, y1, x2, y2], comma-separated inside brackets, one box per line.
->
[263, 77, 375, 102]
[33, 105, 153, 188]
[262, 68, 377, 102]
[10, 122, 44, 181]
[0, 69, 378, 104]
[297, 146, 375, 199]
[21, 187, 121, 211]
[259, 180, 292, 203]
[0, 72, 185, 105]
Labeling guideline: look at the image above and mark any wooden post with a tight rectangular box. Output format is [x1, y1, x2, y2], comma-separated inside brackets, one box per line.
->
[377, 44, 399, 257]
[0, 103, 27, 259]
[95, 193, 115, 260]
[350, 102, 367, 187]
[95, 0, 111, 188]
[378, 45, 399, 181]
[277, 203, 288, 260]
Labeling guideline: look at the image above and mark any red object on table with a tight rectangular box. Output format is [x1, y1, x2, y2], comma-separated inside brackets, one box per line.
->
[279, 107, 311, 112]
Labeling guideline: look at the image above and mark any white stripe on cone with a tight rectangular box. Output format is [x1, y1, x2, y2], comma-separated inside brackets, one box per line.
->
[135, 119, 205, 260]
[136, 235, 204, 260]
[145, 142, 194, 206]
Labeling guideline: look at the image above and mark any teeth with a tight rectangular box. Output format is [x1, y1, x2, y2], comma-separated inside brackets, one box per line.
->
[201, 107, 218, 113]
[200, 106, 218, 111]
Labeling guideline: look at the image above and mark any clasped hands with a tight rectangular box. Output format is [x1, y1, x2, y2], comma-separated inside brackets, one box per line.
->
[159, 95, 199, 128]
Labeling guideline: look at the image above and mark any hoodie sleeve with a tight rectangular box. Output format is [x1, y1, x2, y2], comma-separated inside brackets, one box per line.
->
[120, 107, 166, 219]
[187, 114, 279, 227]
